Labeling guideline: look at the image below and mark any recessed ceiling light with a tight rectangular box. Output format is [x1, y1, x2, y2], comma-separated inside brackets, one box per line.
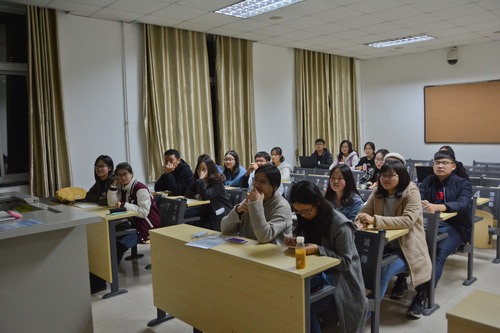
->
[365, 34, 435, 48]
[215, 0, 304, 19]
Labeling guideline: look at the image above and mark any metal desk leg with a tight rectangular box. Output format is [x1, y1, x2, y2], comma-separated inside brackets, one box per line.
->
[305, 276, 312, 333]
[102, 221, 128, 299]
[147, 308, 174, 327]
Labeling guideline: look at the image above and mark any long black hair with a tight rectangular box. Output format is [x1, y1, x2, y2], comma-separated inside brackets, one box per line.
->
[194, 154, 225, 184]
[376, 160, 411, 198]
[223, 150, 241, 179]
[336, 140, 354, 161]
[325, 164, 363, 206]
[290, 181, 333, 244]
[94, 155, 114, 181]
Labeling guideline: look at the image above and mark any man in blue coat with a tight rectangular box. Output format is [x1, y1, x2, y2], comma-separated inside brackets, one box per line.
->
[401, 150, 472, 318]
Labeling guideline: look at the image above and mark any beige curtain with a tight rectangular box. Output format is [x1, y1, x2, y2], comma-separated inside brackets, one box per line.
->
[28, 6, 72, 197]
[295, 49, 359, 162]
[143, 25, 214, 181]
[215, 36, 256, 168]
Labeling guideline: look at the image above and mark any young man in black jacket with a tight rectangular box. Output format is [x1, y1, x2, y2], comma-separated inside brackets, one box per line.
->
[400, 150, 472, 318]
[154, 149, 194, 195]
[311, 138, 333, 169]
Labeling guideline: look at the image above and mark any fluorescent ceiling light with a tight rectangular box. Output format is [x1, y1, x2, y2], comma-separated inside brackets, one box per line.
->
[215, 0, 304, 19]
[365, 34, 435, 48]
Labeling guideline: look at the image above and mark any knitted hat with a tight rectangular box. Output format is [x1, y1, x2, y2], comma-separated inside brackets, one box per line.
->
[383, 152, 406, 166]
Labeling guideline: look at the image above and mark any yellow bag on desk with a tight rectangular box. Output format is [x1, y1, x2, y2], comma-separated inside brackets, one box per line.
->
[56, 187, 87, 204]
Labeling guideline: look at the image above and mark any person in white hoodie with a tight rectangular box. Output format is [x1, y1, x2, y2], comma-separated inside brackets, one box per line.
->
[330, 140, 359, 171]
[271, 147, 293, 182]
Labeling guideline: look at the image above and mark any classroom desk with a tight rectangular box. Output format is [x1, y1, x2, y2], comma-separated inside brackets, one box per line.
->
[78, 204, 139, 298]
[166, 195, 211, 207]
[477, 197, 490, 206]
[365, 227, 409, 242]
[148, 224, 339, 333]
[446, 290, 500, 332]
[440, 212, 457, 220]
[0, 193, 100, 333]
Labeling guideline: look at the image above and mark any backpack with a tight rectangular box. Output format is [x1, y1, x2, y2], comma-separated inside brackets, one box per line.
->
[56, 187, 87, 204]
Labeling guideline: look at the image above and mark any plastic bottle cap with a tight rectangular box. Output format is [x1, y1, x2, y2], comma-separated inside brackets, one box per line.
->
[297, 236, 304, 243]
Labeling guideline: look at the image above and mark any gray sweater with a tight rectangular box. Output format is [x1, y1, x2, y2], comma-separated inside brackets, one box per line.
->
[221, 191, 292, 246]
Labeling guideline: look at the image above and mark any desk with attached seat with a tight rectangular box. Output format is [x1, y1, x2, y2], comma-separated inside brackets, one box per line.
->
[148, 224, 339, 333]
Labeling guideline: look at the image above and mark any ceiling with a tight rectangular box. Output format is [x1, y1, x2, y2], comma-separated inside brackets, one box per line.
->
[4, 0, 500, 59]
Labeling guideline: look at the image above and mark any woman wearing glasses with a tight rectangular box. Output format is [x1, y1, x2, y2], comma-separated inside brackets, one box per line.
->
[366, 148, 390, 189]
[285, 181, 367, 333]
[222, 150, 246, 187]
[355, 160, 431, 318]
[108, 162, 161, 261]
[85, 155, 115, 206]
[221, 164, 292, 246]
[325, 164, 364, 221]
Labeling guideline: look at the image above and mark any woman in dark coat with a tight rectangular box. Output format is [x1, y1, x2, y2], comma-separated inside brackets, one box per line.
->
[285, 181, 367, 333]
[185, 154, 233, 231]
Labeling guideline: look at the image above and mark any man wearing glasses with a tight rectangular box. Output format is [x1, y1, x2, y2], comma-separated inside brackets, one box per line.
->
[400, 150, 472, 318]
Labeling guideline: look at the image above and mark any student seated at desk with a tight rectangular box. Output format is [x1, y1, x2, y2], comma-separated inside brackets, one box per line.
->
[271, 146, 293, 182]
[222, 150, 246, 187]
[366, 148, 389, 189]
[330, 140, 359, 171]
[221, 164, 292, 246]
[355, 141, 376, 171]
[311, 138, 333, 169]
[108, 162, 161, 261]
[185, 154, 233, 231]
[240, 151, 285, 196]
[85, 155, 115, 206]
[325, 164, 364, 221]
[154, 149, 194, 195]
[285, 181, 367, 333]
[355, 160, 431, 319]
[394, 150, 471, 317]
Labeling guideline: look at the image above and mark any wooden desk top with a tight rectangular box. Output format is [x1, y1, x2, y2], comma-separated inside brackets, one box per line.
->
[446, 290, 500, 332]
[74, 205, 139, 221]
[440, 212, 457, 221]
[365, 227, 409, 242]
[150, 224, 339, 279]
[476, 197, 490, 206]
[166, 196, 211, 207]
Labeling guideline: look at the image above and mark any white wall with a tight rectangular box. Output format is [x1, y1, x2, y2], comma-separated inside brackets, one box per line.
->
[360, 41, 500, 165]
[253, 43, 296, 166]
[58, 13, 145, 190]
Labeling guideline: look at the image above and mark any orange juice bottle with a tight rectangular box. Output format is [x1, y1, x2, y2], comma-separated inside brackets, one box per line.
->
[295, 236, 306, 269]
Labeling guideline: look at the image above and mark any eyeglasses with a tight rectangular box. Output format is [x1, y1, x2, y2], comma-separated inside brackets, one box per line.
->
[117, 172, 130, 178]
[252, 178, 270, 186]
[294, 206, 314, 216]
[375, 158, 384, 163]
[379, 174, 398, 180]
[433, 161, 452, 166]
[95, 165, 108, 169]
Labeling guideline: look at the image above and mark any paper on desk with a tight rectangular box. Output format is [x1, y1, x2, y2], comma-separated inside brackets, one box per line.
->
[185, 234, 227, 249]
[73, 202, 100, 209]
[0, 219, 45, 232]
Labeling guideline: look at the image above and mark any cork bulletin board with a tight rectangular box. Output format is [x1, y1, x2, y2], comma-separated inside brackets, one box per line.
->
[424, 80, 500, 143]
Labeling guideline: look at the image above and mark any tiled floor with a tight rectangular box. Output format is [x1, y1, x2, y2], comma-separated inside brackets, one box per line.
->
[91, 243, 500, 333]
